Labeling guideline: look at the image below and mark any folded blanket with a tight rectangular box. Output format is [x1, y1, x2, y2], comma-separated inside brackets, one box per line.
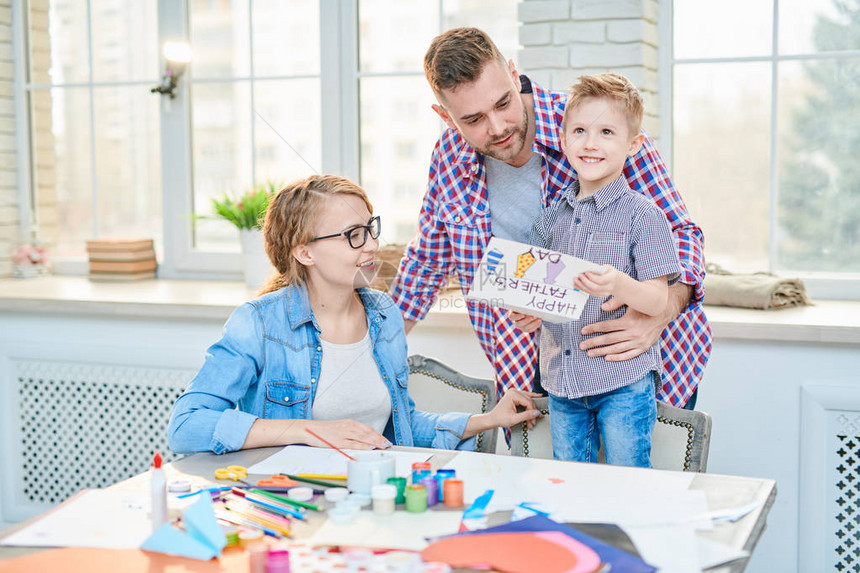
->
[704, 263, 811, 309]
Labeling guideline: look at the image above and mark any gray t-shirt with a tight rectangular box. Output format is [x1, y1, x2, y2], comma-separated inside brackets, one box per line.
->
[485, 153, 543, 244]
[312, 331, 391, 434]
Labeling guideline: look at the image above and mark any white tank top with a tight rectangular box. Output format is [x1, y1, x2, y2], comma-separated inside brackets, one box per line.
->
[311, 331, 392, 434]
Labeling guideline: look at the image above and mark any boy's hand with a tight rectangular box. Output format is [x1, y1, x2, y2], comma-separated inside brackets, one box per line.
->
[574, 264, 619, 298]
[509, 311, 542, 333]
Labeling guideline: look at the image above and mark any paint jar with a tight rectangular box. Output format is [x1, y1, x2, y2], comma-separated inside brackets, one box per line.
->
[238, 528, 264, 547]
[418, 476, 439, 506]
[411, 461, 432, 484]
[442, 479, 464, 508]
[385, 550, 420, 573]
[345, 548, 374, 573]
[386, 476, 407, 504]
[323, 487, 349, 508]
[265, 546, 291, 573]
[247, 542, 268, 573]
[433, 469, 456, 503]
[287, 486, 314, 502]
[347, 492, 372, 508]
[328, 505, 358, 524]
[221, 524, 239, 546]
[370, 484, 397, 515]
[167, 479, 192, 494]
[405, 484, 428, 513]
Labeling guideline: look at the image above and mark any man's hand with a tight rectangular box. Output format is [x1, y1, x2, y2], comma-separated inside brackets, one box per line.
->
[579, 283, 693, 362]
[509, 311, 542, 333]
[573, 265, 620, 298]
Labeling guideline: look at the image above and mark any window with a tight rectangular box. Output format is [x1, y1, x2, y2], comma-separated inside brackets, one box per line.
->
[25, 1, 161, 263]
[664, 0, 860, 298]
[20, 1, 517, 277]
[357, 0, 518, 245]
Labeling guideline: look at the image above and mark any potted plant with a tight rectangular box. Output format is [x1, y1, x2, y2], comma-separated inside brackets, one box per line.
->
[209, 181, 279, 288]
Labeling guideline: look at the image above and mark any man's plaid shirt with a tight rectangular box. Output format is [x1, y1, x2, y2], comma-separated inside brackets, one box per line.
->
[390, 77, 711, 407]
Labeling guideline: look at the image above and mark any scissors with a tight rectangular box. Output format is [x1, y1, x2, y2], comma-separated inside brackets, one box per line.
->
[214, 465, 251, 485]
[256, 474, 300, 488]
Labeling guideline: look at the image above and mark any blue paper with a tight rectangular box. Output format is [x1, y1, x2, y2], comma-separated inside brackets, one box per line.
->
[462, 489, 494, 519]
[140, 495, 227, 560]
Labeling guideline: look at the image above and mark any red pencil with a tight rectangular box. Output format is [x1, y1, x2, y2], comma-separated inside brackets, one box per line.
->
[305, 428, 358, 461]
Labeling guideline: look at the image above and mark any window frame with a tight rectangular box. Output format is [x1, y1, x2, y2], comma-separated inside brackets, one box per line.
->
[658, 0, 860, 300]
[13, 0, 497, 279]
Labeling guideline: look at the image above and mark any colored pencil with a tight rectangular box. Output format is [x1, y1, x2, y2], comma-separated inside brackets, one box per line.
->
[215, 510, 282, 538]
[231, 489, 306, 520]
[285, 474, 347, 489]
[305, 428, 358, 461]
[295, 473, 347, 481]
[251, 487, 322, 512]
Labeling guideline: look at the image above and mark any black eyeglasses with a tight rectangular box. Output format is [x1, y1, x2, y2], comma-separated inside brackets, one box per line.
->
[310, 216, 381, 249]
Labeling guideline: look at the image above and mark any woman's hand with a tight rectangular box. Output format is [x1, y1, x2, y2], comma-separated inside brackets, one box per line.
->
[243, 418, 392, 450]
[305, 420, 392, 450]
[463, 389, 544, 439]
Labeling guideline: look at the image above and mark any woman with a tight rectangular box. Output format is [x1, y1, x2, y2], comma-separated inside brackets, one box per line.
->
[168, 175, 541, 454]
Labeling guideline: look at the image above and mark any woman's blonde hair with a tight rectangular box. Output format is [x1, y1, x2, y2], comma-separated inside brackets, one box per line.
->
[258, 175, 373, 295]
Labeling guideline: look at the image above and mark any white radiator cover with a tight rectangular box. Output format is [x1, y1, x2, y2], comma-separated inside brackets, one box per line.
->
[14, 360, 190, 507]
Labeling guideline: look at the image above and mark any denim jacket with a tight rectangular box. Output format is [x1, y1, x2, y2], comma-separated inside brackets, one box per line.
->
[168, 284, 476, 454]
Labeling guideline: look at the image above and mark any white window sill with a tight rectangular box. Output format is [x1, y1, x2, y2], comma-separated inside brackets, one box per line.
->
[1, 276, 859, 345]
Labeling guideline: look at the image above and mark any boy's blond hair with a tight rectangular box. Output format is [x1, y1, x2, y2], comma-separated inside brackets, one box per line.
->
[424, 27, 508, 97]
[563, 72, 644, 135]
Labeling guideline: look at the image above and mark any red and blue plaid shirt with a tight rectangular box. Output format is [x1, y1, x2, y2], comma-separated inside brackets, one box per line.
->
[390, 77, 711, 407]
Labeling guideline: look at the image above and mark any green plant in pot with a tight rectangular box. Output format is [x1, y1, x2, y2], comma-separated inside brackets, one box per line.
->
[209, 181, 280, 288]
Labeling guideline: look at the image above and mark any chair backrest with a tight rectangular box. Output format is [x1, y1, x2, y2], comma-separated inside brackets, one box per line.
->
[510, 398, 713, 472]
[407, 354, 498, 453]
[510, 397, 552, 458]
[652, 401, 712, 472]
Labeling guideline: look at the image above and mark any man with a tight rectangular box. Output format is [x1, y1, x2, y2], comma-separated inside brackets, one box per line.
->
[389, 27, 710, 410]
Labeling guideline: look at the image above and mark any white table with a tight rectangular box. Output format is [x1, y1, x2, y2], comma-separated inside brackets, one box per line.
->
[0, 446, 776, 572]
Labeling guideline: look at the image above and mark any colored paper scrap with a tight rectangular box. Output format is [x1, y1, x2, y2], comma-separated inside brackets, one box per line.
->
[140, 495, 226, 560]
[462, 489, 494, 520]
[421, 530, 601, 573]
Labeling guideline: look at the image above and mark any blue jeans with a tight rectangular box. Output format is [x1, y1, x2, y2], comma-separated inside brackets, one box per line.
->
[548, 372, 657, 468]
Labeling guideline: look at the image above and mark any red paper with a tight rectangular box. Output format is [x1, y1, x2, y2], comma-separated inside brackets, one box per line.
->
[420, 531, 602, 573]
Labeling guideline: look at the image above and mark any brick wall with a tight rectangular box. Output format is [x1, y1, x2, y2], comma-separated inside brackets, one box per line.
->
[518, 0, 660, 136]
[0, 0, 14, 277]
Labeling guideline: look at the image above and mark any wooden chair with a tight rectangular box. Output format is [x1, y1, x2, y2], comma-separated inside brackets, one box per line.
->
[406, 354, 498, 453]
[510, 397, 713, 472]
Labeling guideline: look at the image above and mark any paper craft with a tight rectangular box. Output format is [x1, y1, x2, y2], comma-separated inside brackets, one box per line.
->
[466, 237, 605, 322]
[421, 530, 601, 573]
[246, 444, 430, 478]
[140, 495, 226, 560]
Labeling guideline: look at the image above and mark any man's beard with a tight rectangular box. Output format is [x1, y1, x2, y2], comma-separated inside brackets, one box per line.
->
[477, 104, 529, 163]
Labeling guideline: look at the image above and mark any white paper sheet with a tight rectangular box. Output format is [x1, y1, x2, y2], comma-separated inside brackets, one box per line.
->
[0, 489, 154, 549]
[442, 451, 709, 529]
[246, 445, 431, 478]
[307, 510, 463, 551]
[697, 536, 749, 569]
[624, 524, 702, 573]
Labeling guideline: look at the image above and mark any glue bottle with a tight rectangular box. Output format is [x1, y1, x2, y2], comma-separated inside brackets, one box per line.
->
[151, 451, 168, 531]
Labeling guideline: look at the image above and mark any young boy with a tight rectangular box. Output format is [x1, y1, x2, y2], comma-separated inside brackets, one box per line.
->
[512, 73, 681, 467]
